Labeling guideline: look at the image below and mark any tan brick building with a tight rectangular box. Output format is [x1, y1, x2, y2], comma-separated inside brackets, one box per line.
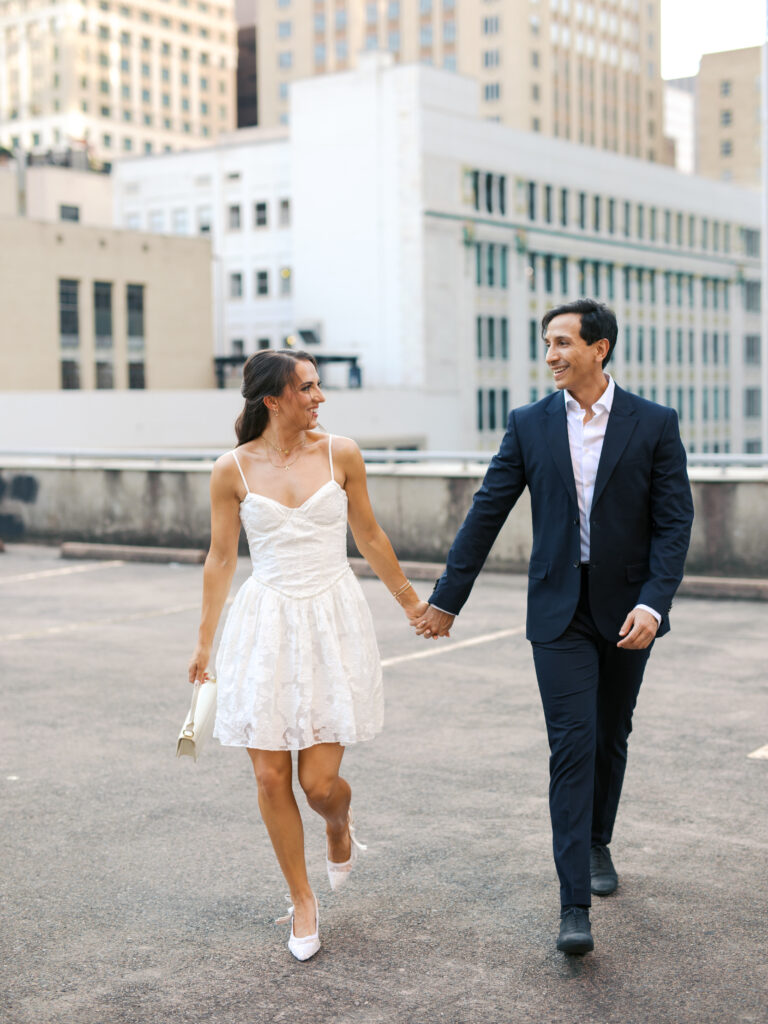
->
[1, 217, 214, 389]
[0, 0, 238, 162]
[695, 46, 761, 189]
[252, 0, 667, 162]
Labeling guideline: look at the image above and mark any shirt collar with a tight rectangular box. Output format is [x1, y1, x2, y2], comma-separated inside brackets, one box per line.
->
[564, 374, 615, 415]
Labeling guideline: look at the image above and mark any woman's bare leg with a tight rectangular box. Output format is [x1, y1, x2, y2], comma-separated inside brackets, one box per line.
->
[247, 748, 316, 938]
[297, 743, 352, 863]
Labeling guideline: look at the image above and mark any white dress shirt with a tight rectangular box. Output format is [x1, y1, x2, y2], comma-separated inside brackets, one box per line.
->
[564, 375, 660, 625]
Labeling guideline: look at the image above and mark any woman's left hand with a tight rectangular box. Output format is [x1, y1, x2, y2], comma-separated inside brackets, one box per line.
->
[402, 599, 429, 624]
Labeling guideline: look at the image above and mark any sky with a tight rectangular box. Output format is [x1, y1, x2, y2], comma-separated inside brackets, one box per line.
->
[661, 0, 765, 79]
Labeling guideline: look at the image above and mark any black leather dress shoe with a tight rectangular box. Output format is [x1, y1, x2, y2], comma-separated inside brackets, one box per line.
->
[590, 843, 618, 896]
[557, 907, 594, 954]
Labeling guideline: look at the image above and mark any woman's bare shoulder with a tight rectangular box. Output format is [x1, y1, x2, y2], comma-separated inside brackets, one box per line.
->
[326, 434, 361, 456]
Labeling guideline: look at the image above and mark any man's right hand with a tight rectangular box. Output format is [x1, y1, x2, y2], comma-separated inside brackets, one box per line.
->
[412, 605, 455, 639]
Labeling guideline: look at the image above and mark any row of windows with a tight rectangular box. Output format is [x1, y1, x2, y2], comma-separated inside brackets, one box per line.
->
[469, 170, 506, 215]
[475, 316, 509, 360]
[61, 359, 145, 390]
[527, 252, 744, 312]
[229, 269, 292, 299]
[522, 383, 760, 426]
[476, 388, 510, 432]
[525, 319, 763, 369]
[59, 280, 144, 343]
[474, 242, 509, 288]
[227, 199, 291, 231]
[522, 181, 757, 255]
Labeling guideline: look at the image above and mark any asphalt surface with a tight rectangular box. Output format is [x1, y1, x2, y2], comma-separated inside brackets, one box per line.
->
[1, 543, 766, 1024]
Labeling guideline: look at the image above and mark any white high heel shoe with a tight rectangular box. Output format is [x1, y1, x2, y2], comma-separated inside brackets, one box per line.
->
[276, 894, 320, 961]
[326, 809, 367, 891]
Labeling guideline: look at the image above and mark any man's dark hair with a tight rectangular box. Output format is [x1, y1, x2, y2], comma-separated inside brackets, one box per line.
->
[540, 299, 618, 367]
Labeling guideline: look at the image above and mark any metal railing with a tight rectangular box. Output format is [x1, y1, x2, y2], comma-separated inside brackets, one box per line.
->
[0, 448, 766, 468]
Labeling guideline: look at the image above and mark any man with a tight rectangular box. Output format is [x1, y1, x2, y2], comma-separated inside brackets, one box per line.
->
[415, 299, 693, 954]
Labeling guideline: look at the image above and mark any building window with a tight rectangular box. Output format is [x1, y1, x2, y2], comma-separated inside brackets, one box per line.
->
[476, 317, 483, 358]
[529, 318, 538, 361]
[744, 281, 761, 312]
[543, 185, 552, 224]
[560, 188, 568, 227]
[279, 267, 292, 295]
[254, 201, 268, 227]
[500, 246, 508, 288]
[487, 317, 495, 359]
[95, 361, 114, 389]
[256, 270, 269, 296]
[61, 360, 81, 389]
[128, 362, 146, 389]
[172, 208, 189, 234]
[278, 51, 293, 69]
[487, 244, 495, 286]
[126, 284, 145, 343]
[94, 281, 113, 346]
[721, 140, 732, 157]
[500, 318, 508, 360]
[527, 181, 536, 221]
[745, 335, 761, 365]
[720, 80, 731, 96]
[59, 279, 79, 344]
[607, 198, 615, 235]
[279, 199, 291, 226]
[744, 388, 761, 418]
[578, 192, 586, 230]
[258, 338, 271, 350]
[228, 204, 241, 230]
[229, 272, 243, 298]
[60, 204, 80, 222]
[477, 389, 484, 431]
[488, 389, 497, 431]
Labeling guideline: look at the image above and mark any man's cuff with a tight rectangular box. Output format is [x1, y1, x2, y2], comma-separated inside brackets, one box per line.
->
[635, 603, 661, 625]
[429, 603, 455, 616]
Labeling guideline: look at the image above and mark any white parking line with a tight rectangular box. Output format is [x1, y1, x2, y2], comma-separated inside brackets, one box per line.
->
[0, 561, 125, 584]
[381, 626, 524, 668]
[747, 744, 768, 760]
[0, 599, 221, 643]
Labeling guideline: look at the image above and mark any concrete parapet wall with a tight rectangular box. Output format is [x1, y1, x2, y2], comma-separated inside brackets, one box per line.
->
[0, 458, 766, 577]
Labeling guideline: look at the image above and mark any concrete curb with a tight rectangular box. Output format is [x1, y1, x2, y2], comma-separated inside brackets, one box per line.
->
[57, 546, 768, 599]
[60, 541, 206, 564]
[350, 559, 768, 601]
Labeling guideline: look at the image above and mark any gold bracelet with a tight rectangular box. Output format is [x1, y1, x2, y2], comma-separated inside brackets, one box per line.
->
[392, 579, 413, 599]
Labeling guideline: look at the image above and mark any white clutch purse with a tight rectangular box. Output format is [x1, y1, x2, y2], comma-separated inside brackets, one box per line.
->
[176, 677, 218, 761]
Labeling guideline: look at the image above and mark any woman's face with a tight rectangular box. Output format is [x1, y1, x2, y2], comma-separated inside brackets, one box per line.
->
[274, 359, 325, 430]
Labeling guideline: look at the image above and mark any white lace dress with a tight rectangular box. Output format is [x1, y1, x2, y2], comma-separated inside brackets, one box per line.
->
[213, 435, 383, 751]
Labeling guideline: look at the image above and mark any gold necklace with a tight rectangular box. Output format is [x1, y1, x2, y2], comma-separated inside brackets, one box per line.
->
[263, 437, 306, 470]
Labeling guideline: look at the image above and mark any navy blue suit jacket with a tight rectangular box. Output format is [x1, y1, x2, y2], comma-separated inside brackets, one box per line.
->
[431, 385, 694, 644]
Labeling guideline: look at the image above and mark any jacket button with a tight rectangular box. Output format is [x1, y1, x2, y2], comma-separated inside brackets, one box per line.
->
[573, 561, 580, 568]
[573, 518, 579, 525]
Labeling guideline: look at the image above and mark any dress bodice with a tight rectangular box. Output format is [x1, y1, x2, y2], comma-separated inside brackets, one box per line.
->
[234, 445, 350, 599]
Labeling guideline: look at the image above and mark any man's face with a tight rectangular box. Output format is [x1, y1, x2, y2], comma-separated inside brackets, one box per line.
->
[544, 313, 608, 393]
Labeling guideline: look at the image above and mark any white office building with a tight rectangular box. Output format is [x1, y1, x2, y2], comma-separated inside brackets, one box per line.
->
[114, 54, 763, 453]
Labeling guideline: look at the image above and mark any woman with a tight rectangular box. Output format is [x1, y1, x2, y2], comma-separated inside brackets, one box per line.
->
[188, 349, 426, 961]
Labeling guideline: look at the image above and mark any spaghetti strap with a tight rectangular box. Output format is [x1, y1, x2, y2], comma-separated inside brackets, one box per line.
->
[231, 450, 250, 493]
[328, 434, 334, 482]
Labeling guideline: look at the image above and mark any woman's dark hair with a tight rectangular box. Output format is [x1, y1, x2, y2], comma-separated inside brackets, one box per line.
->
[235, 350, 318, 443]
[540, 298, 618, 367]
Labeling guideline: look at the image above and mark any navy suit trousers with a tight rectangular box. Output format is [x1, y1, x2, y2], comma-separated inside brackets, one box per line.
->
[531, 566, 652, 908]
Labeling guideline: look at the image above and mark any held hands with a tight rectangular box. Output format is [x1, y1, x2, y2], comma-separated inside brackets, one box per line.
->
[412, 604, 455, 640]
[617, 607, 659, 650]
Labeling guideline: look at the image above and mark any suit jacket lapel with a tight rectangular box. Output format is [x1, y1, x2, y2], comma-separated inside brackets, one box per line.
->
[592, 384, 638, 509]
[544, 394, 578, 509]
